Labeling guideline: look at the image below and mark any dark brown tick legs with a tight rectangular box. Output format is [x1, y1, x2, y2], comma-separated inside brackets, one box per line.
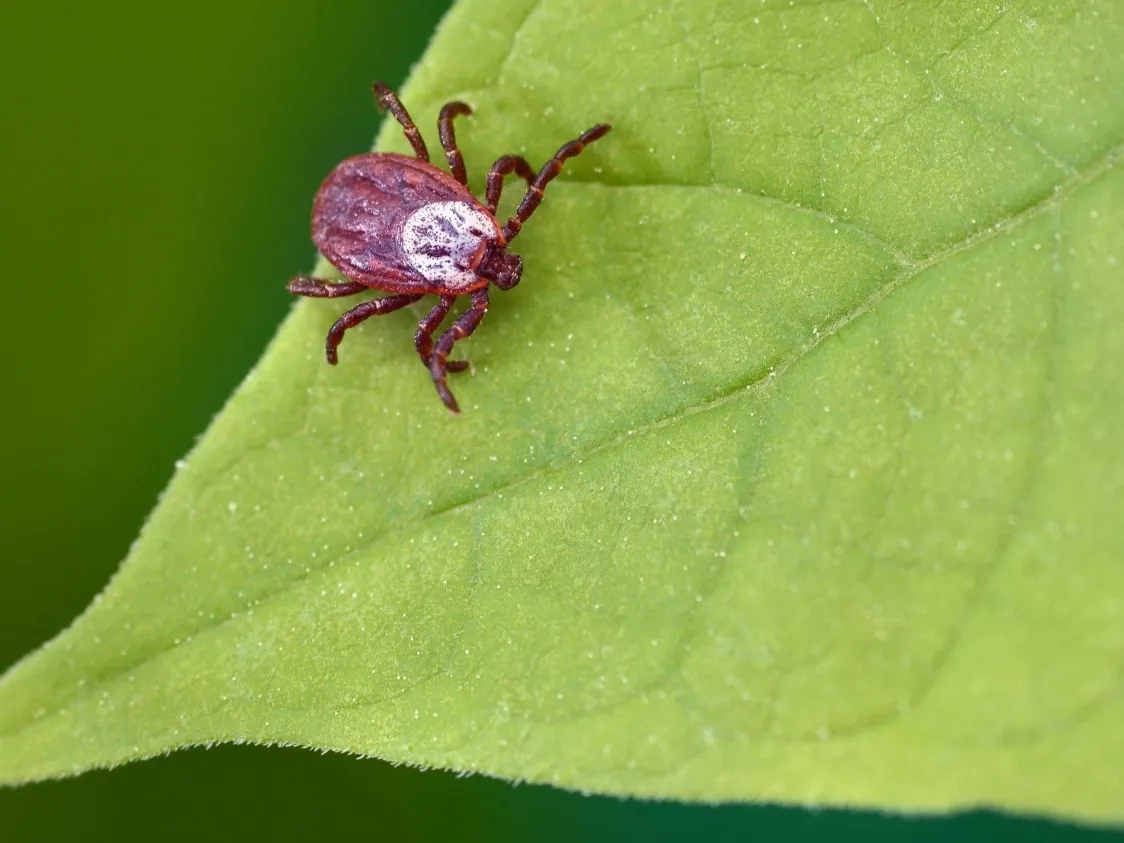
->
[325, 294, 423, 364]
[438, 102, 473, 185]
[430, 289, 490, 413]
[287, 276, 368, 298]
[502, 123, 611, 242]
[485, 155, 536, 215]
[416, 295, 469, 373]
[373, 81, 429, 161]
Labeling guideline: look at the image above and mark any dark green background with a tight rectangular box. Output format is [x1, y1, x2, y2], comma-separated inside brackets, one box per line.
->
[0, 2, 1117, 841]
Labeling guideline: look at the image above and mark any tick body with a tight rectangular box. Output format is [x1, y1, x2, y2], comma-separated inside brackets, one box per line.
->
[287, 82, 611, 413]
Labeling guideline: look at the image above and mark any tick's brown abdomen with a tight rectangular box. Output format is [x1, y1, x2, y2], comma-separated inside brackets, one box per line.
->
[312, 153, 498, 295]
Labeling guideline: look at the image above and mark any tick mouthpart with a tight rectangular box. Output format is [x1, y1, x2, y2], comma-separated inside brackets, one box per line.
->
[479, 248, 523, 290]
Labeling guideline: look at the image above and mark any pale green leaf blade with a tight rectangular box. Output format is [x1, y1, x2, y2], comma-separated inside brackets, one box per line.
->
[2, 0, 1123, 825]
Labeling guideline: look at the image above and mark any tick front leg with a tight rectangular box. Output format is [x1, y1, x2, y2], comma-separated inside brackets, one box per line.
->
[287, 276, 368, 298]
[325, 293, 422, 365]
[485, 155, 536, 215]
[430, 289, 490, 413]
[415, 295, 468, 373]
[373, 81, 429, 161]
[438, 102, 473, 185]
[502, 123, 611, 242]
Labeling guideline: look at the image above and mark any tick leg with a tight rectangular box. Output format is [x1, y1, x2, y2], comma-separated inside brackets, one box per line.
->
[438, 102, 473, 185]
[325, 293, 422, 365]
[430, 289, 490, 413]
[485, 155, 536, 215]
[416, 295, 469, 373]
[502, 123, 611, 243]
[287, 276, 368, 298]
[373, 81, 429, 162]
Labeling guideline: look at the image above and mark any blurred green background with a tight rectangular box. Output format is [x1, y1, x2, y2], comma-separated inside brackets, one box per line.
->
[0, 2, 1118, 841]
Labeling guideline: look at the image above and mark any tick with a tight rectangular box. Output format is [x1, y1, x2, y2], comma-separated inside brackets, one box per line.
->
[287, 82, 611, 413]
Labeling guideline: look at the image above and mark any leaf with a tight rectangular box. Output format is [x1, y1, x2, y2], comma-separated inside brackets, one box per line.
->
[2, 0, 1122, 825]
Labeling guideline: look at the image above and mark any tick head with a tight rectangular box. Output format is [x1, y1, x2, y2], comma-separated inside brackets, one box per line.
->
[479, 248, 523, 291]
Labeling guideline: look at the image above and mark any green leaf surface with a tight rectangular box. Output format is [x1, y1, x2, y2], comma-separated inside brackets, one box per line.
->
[2, 0, 1122, 824]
